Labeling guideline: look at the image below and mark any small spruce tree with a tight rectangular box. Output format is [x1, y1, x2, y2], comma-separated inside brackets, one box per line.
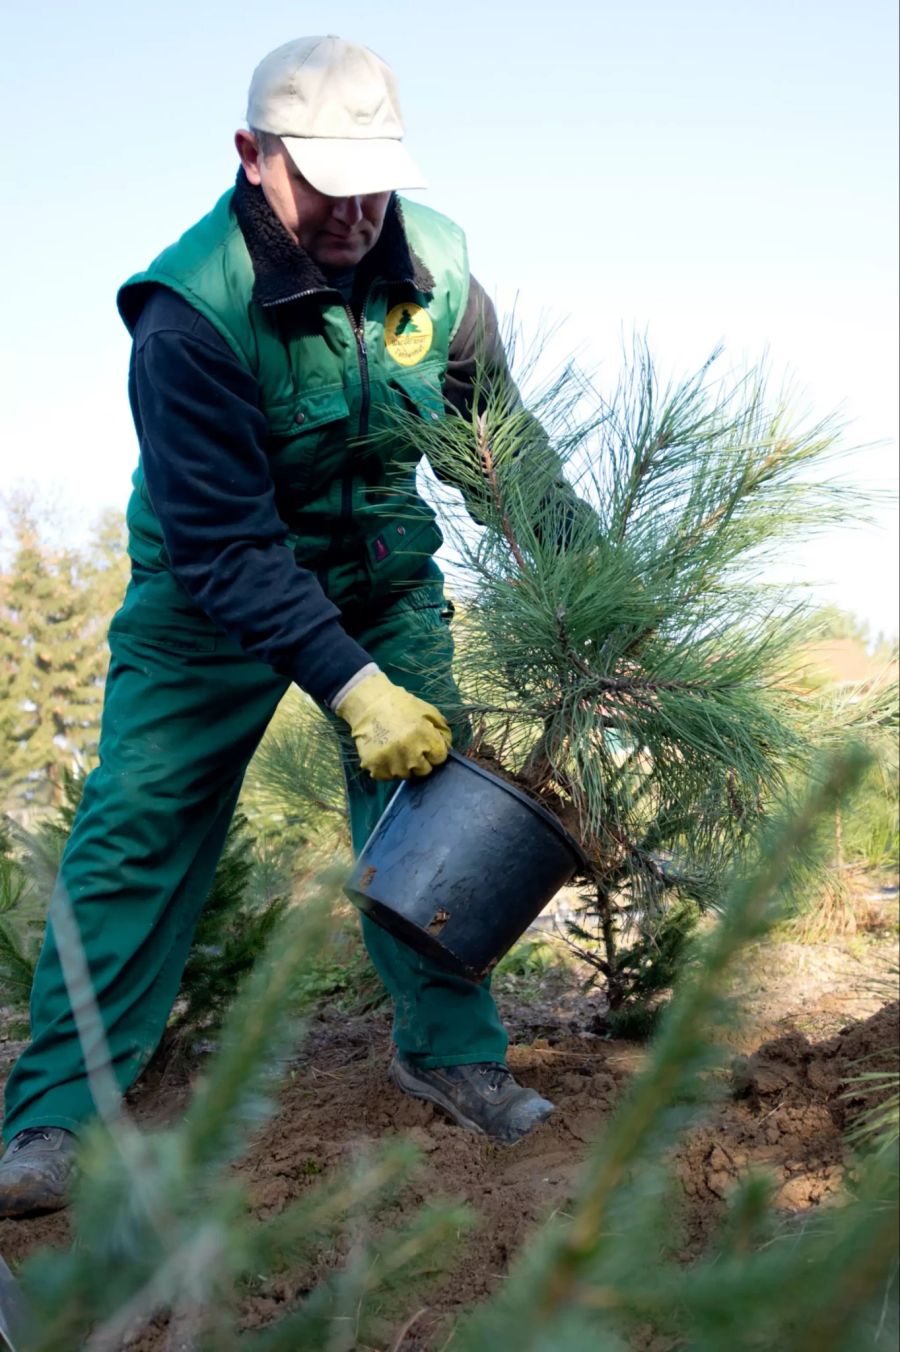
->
[242, 686, 349, 854]
[1, 774, 291, 1050]
[169, 812, 290, 1046]
[0, 818, 40, 1021]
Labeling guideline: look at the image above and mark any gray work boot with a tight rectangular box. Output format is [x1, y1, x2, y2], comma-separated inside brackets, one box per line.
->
[0, 1127, 77, 1218]
[390, 1057, 555, 1144]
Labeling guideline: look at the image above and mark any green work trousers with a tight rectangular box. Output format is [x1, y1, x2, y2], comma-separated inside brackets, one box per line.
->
[3, 565, 508, 1140]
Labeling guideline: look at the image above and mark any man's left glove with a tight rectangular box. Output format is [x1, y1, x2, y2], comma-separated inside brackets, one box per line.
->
[335, 671, 452, 781]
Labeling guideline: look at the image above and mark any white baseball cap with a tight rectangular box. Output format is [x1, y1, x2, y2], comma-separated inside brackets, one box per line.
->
[246, 36, 427, 197]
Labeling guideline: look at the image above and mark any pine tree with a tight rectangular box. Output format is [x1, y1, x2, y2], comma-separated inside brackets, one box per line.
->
[397, 335, 889, 1012]
[169, 811, 291, 1045]
[0, 497, 128, 809]
[241, 686, 349, 854]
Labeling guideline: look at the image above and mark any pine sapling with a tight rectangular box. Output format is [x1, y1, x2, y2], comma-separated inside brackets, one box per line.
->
[397, 332, 877, 1015]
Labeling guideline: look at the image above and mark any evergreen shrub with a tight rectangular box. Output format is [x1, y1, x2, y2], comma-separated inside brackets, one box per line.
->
[397, 335, 894, 1018]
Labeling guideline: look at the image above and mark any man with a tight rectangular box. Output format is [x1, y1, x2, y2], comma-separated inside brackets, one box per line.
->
[0, 35, 562, 1218]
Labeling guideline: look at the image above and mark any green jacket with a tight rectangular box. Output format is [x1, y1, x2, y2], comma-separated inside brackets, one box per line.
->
[118, 178, 470, 611]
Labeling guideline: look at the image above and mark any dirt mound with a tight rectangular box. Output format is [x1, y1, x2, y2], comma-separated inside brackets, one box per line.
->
[0, 1012, 637, 1345]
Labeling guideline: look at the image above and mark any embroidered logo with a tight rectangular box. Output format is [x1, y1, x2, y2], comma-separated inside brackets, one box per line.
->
[384, 303, 433, 366]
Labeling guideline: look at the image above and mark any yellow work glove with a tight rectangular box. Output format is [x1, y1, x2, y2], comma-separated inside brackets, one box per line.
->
[335, 671, 452, 781]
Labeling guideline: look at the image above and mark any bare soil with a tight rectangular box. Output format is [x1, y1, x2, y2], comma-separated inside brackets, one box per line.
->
[0, 928, 897, 1349]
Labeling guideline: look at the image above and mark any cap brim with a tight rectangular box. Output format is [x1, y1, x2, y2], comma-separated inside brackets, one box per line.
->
[281, 136, 427, 197]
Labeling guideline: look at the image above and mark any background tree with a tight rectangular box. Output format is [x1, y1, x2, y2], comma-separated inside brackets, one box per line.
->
[806, 601, 899, 660]
[0, 497, 128, 810]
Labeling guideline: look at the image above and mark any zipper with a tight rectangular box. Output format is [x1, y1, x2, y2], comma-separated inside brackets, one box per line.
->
[340, 293, 371, 526]
[347, 299, 371, 439]
[267, 281, 374, 565]
[265, 285, 338, 308]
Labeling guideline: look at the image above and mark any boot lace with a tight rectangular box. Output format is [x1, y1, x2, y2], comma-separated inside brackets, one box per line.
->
[10, 1127, 54, 1153]
[477, 1063, 513, 1093]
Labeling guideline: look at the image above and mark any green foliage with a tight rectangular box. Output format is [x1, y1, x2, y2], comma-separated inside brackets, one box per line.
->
[0, 773, 312, 1049]
[7, 751, 895, 1351]
[610, 897, 701, 1003]
[0, 769, 96, 1033]
[785, 676, 898, 934]
[0, 740, 377, 1061]
[0, 497, 129, 809]
[568, 896, 701, 1034]
[0, 768, 93, 1035]
[395, 333, 884, 1012]
[494, 934, 568, 980]
[172, 813, 291, 1042]
[840, 762, 899, 873]
[492, 934, 574, 1002]
[242, 687, 348, 852]
[0, 818, 39, 1017]
[288, 906, 387, 1015]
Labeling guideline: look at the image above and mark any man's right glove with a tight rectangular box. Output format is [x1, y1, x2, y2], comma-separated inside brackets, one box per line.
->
[335, 671, 452, 781]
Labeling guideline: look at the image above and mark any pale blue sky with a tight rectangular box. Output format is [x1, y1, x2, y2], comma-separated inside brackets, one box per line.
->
[1, 0, 897, 635]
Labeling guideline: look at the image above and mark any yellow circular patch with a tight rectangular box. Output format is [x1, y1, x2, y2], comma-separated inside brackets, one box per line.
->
[384, 303, 433, 366]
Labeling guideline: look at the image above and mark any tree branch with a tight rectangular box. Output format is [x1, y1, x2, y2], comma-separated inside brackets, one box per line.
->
[475, 412, 529, 572]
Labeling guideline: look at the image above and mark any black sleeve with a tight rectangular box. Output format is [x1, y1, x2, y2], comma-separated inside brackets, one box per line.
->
[129, 288, 372, 704]
[440, 276, 598, 548]
[442, 274, 511, 421]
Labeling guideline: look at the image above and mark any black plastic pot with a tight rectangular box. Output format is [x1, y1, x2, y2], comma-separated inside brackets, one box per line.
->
[345, 750, 588, 982]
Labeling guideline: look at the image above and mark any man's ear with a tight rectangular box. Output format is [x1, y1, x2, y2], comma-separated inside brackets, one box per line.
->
[234, 130, 263, 185]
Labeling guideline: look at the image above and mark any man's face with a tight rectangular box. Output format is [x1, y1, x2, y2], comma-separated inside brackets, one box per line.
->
[235, 131, 391, 270]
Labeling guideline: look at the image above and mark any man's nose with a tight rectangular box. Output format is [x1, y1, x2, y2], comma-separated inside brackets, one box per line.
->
[331, 195, 364, 225]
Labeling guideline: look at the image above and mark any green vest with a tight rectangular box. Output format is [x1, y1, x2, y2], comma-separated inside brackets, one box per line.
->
[118, 190, 470, 609]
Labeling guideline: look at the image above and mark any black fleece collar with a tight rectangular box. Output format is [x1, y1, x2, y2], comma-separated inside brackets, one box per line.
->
[231, 171, 435, 308]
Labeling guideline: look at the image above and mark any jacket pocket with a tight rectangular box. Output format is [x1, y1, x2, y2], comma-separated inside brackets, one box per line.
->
[109, 624, 219, 656]
[266, 385, 352, 503]
[363, 507, 444, 590]
[108, 568, 220, 654]
[388, 364, 446, 426]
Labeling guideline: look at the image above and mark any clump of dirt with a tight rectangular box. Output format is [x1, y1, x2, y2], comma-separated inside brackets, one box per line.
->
[1, 985, 896, 1347]
[733, 999, 899, 1133]
[676, 1001, 899, 1229]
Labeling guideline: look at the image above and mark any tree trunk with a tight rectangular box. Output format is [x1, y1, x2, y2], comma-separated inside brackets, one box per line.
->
[596, 881, 626, 1010]
[834, 807, 845, 871]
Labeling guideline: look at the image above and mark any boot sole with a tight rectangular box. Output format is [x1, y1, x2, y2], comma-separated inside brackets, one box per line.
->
[0, 1197, 70, 1219]
[0, 1178, 71, 1219]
